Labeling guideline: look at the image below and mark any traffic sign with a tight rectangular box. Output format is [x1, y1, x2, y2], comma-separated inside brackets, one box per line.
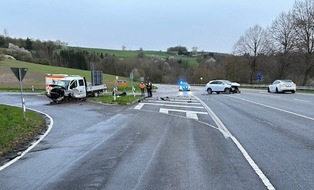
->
[257, 73, 262, 81]
[10, 67, 28, 118]
[11, 67, 28, 81]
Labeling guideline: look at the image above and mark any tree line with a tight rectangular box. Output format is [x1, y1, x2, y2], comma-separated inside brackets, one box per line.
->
[233, 0, 314, 86]
[1, 0, 313, 86]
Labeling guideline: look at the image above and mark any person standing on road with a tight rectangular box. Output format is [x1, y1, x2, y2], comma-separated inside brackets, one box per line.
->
[139, 81, 145, 96]
[146, 80, 153, 97]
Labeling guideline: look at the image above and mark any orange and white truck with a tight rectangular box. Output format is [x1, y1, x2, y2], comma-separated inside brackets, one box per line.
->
[45, 73, 107, 103]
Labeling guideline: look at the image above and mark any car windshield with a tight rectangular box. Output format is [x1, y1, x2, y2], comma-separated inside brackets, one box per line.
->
[222, 80, 232, 84]
[179, 82, 189, 86]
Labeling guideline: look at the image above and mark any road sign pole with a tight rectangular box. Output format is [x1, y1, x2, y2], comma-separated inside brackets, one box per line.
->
[18, 68, 26, 119]
[11, 67, 28, 119]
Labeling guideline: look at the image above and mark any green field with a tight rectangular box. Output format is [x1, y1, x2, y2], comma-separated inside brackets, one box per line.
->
[67, 46, 199, 65]
[0, 58, 130, 91]
[68, 47, 171, 58]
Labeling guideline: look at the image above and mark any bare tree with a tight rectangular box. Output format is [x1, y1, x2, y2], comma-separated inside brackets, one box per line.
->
[233, 25, 269, 83]
[267, 11, 296, 78]
[192, 46, 198, 54]
[3, 29, 8, 38]
[292, 0, 314, 85]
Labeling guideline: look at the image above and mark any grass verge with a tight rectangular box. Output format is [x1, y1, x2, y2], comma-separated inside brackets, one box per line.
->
[0, 104, 46, 157]
[0, 92, 142, 165]
[90, 93, 144, 105]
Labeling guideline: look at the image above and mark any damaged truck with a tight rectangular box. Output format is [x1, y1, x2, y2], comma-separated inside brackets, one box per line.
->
[45, 73, 107, 103]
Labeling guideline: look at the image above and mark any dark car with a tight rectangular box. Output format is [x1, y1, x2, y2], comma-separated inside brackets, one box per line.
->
[179, 81, 191, 91]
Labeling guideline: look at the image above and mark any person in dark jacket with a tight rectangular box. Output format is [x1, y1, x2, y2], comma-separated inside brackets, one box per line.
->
[146, 80, 153, 97]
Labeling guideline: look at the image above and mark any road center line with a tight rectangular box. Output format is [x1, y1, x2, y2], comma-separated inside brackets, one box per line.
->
[294, 98, 311, 103]
[193, 95, 276, 190]
[231, 96, 314, 121]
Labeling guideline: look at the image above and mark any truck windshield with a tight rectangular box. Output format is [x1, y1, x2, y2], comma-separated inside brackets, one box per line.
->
[55, 80, 70, 89]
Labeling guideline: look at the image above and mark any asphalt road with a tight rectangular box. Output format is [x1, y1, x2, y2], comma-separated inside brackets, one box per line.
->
[0, 85, 313, 190]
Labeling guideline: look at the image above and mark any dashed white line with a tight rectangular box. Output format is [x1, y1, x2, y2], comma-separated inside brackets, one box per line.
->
[294, 98, 311, 103]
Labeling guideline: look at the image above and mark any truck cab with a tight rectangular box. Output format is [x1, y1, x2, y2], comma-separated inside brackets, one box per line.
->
[60, 77, 87, 99]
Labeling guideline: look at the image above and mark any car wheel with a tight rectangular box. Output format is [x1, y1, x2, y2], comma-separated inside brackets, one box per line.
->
[224, 88, 231, 94]
[292, 90, 295, 93]
[268, 87, 271, 93]
[275, 87, 279, 93]
[207, 88, 212, 94]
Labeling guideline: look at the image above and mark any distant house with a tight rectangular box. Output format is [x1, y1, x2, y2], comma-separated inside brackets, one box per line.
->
[206, 57, 216, 63]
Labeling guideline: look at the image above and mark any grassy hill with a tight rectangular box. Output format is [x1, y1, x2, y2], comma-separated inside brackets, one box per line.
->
[68, 46, 171, 58]
[67, 46, 206, 66]
[0, 58, 128, 91]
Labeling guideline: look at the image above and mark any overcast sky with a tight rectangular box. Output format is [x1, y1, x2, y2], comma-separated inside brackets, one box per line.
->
[1, 0, 297, 53]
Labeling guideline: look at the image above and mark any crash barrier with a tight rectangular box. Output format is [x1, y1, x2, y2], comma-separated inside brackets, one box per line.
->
[239, 84, 314, 91]
[191, 83, 314, 91]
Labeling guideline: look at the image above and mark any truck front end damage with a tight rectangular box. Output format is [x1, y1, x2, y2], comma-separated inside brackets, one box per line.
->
[46, 84, 66, 103]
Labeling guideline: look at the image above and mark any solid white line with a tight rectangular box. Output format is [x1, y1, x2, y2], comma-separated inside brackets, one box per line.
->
[231, 96, 314, 121]
[231, 136, 275, 190]
[0, 106, 54, 171]
[192, 95, 276, 190]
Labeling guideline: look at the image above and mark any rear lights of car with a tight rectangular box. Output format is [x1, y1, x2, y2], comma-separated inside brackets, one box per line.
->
[279, 83, 285, 87]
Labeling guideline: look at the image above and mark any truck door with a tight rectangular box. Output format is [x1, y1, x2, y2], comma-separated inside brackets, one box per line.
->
[69, 79, 86, 98]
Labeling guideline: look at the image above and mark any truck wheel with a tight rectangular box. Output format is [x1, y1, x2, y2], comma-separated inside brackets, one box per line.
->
[93, 92, 99, 97]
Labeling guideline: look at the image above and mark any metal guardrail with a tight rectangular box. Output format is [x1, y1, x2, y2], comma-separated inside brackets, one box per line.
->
[240, 84, 314, 91]
[191, 83, 314, 91]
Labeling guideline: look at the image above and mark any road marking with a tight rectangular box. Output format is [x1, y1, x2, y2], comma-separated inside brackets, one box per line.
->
[0, 106, 54, 172]
[193, 95, 276, 190]
[294, 98, 311, 103]
[134, 103, 144, 110]
[160, 108, 207, 120]
[152, 100, 201, 105]
[231, 96, 314, 121]
[134, 102, 204, 109]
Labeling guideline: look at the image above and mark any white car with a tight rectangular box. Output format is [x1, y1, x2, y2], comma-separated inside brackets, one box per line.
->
[268, 79, 296, 93]
[204, 80, 240, 94]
